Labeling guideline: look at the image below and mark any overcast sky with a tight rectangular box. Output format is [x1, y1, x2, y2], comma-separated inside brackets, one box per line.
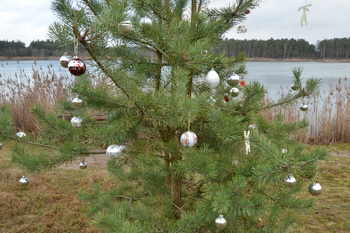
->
[0, 0, 349, 46]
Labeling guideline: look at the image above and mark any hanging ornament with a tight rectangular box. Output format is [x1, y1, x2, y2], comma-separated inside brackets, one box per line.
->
[245, 9, 251, 14]
[72, 96, 83, 108]
[240, 80, 246, 87]
[19, 176, 29, 186]
[258, 218, 265, 228]
[119, 20, 133, 33]
[300, 104, 308, 111]
[308, 182, 322, 196]
[237, 25, 247, 34]
[232, 160, 239, 166]
[68, 57, 86, 76]
[229, 87, 240, 97]
[227, 73, 240, 86]
[71, 117, 82, 127]
[291, 83, 299, 91]
[16, 132, 26, 138]
[139, 17, 153, 26]
[0, 143, 2, 149]
[244, 131, 251, 155]
[79, 161, 88, 169]
[59, 55, 72, 68]
[106, 144, 124, 158]
[180, 131, 198, 148]
[248, 124, 257, 130]
[281, 148, 288, 154]
[298, 2, 312, 27]
[224, 95, 230, 102]
[285, 174, 297, 187]
[201, 50, 208, 55]
[215, 215, 227, 229]
[205, 68, 220, 89]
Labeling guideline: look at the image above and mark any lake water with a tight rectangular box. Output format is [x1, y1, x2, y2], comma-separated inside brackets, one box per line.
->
[1, 60, 349, 100]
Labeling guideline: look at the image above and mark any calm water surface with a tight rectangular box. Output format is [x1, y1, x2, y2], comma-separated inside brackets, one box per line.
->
[1, 60, 349, 100]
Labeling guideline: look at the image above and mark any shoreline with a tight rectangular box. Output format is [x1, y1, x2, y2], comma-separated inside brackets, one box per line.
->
[1, 56, 350, 63]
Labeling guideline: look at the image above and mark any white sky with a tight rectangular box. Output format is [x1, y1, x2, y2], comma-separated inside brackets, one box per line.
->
[0, 0, 349, 46]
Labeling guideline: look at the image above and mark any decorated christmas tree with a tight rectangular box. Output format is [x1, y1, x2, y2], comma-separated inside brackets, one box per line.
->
[0, 0, 326, 232]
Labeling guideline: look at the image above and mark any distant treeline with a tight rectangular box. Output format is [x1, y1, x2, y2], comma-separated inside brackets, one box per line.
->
[214, 38, 350, 59]
[0, 40, 66, 58]
[1, 38, 350, 59]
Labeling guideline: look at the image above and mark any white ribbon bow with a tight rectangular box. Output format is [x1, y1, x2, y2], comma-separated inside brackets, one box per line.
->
[244, 131, 251, 155]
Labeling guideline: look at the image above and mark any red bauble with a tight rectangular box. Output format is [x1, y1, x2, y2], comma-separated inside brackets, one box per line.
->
[68, 57, 86, 76]
[224, 95, 230, 102]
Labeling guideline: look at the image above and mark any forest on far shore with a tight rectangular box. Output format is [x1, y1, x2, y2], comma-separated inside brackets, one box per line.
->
[1, 37, 350, 60]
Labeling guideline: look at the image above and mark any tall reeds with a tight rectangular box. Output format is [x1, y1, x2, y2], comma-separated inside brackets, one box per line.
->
[0, 64, 71, 132]
[263, 78, 350, 144]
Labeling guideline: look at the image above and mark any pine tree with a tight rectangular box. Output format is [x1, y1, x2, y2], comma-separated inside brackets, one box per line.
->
[0, 0, 327, 232]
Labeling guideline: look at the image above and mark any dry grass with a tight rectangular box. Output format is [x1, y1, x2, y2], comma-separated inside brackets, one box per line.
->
[0, 141, 115, 233]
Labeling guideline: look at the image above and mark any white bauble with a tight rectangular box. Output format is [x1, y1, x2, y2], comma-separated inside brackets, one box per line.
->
[119, 21, 133, 33]
[180, 131, 198, 147]
[205, 68, 220, 89]
[106, 144, 123, 158]
[140, 17, 153, 26]
[16, 132, 26, 138]
[71, 117, 82, 127]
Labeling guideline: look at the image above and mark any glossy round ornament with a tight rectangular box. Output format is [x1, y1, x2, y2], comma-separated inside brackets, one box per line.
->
[71, 117, 82, 127]
[79, 161, 88, 169]
[106, 144, 124, 158]
[281, 148, 288, 154]
[215, 215, 227, 229]
[72, 96, 83, 108]
[180, 131, 198, 148]
[308, 182, 322, 196]
[300, 104, 309, 111]
[285, 174, 297, 187]
[229, 87, 240, 97]
[68, 57, 86, 76]
[205, 68, 220, 89]
[16, 132, 26, 138]
[0, 143, 2, 149]
[59, 55, 72, 68]
[119, 20, 133, 33]
[140, 17, 152, 26]
[19, 176, 29, 186]
[227, 73, 240, 86]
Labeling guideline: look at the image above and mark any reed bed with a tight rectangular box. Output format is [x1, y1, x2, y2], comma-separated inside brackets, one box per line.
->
[263, 78, 350, 144]
[0, 65, 71, 132]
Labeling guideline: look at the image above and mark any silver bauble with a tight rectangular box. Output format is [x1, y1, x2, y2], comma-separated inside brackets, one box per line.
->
[16, 132, 26, 138]
[281, 148, 288, 154]
[106, 144, 123, 158]
[19, 176, 29, 186]
[227, 73, 240, 86]
[291, 84, 299, 91]
[79, 161, 88, 169]
[285, 174, 297, 187]
[0, 143, 3, 149]
[229, 87, 240, 97]
[215, 215, 227, 229]
[59, 55, 72, 68]
[308, 182, 322, 196]
[71, 117, 82, 127]
[232, 160, 239, 166]
[300, 104, 308, 111]
[205, 68, 220, 89]
[119, 21, 133, 33]
[140, 17, 153, 26]
[72, 96, 83, 108]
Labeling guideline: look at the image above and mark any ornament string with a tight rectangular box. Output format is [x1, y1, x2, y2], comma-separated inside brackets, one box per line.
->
[74, 36, 79, 56]
[244, 131, 251, 155]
